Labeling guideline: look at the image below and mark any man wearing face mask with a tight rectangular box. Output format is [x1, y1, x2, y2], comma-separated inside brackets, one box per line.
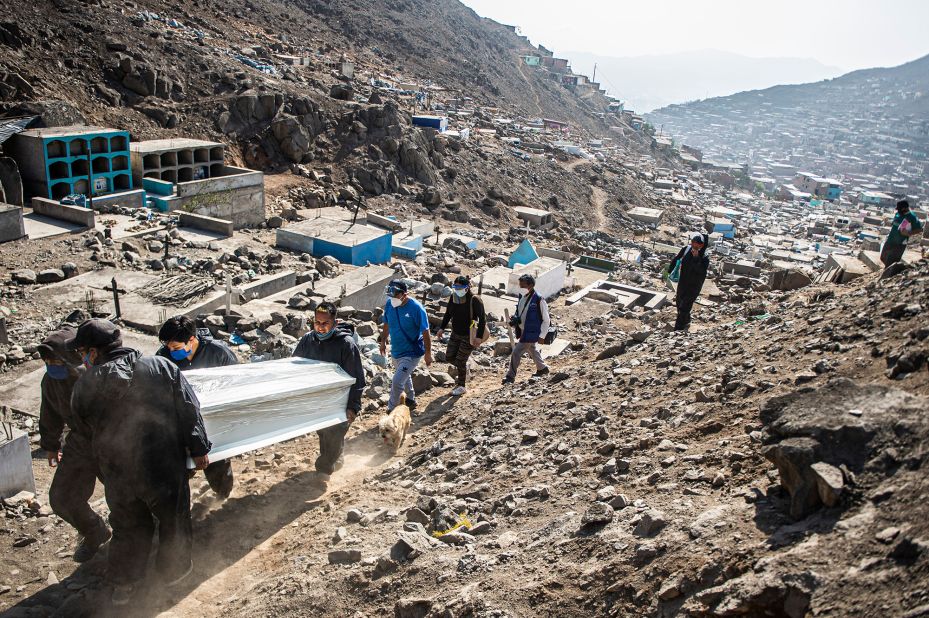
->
[380, 280, 433, 412]
[38, 325, 111, 563]
[503, 274, 550, 384]
[668, 233, 710, 331]
[293, 302, 366, 480]
[157, 315, 238, 499]
[435, 275, 486, 396]
[67, 318, 211, 605]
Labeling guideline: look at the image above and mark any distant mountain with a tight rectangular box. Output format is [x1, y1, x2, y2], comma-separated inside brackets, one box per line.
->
[645, 53, 929, 181]
[565, 49, 843, 113]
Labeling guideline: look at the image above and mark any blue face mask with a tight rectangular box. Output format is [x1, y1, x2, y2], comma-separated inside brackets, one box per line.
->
[45, 364, 70, 380]
[169, 347, 190, 361]
[315, 329, 336, 341]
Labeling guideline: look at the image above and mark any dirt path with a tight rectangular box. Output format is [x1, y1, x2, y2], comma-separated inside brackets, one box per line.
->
[164, 369, 507, 616]
[516, 59, 544, 116]
[590, 185, 608, 232]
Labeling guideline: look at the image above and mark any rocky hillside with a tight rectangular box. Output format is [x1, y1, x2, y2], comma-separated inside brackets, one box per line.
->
[0, 0, 612, 152]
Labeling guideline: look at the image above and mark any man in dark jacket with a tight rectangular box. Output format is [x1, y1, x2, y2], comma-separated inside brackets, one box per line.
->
[668, 233, 710, 331]
[293, 302, 366, 480]
[38, 326, 111, 563]
[67, 319, 211, 605]
[436, 275, 487, 396]
[156, 315, 237, 499]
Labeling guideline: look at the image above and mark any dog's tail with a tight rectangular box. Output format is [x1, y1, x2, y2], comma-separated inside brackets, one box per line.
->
[398, 392, 407, 405]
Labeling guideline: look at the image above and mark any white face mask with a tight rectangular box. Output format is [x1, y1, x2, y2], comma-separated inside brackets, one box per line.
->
[453, 288, 468, 298]
[389, 297, 403, 308]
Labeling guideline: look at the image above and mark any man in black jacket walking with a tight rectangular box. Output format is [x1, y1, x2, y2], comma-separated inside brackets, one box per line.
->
[292, 302, 366, 480]
[39, 326, 111, 563]
[156, 315, 238, 499]
[435, 275, 486, 396]
[668, 233, 710, 331]
[67, 319, 211, 605]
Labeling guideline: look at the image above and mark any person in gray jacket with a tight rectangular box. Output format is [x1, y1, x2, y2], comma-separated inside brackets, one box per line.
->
[293, 302, 366, 480]
[39, 325, 111, 563]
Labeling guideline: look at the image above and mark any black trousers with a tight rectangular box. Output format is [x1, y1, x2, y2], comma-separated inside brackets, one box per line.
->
[880, 242, 906, 267]
[316, 421, 349, 474]
[203, 460, 234, 499]
[675, 294, 697, 331]
[48, 432, 107, 540]
[445, 333, 475, 386]
[105, 474, 192, 585]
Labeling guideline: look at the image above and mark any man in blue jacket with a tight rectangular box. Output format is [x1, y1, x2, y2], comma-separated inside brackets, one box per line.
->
[67, 319, 211, 605]
[293, 302, 366, 479]
[503, 274, 550, 384]
[157, 315, 238, 499]
[379, 280, 433, 411]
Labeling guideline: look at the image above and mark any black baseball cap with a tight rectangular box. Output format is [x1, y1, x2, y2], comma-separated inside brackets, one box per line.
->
[691, 234, 705, 244]
[64, 318, 122, 351]
[386, 280, 408, 296]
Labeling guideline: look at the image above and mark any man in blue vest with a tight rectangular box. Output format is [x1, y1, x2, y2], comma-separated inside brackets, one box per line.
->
[379, 280, 433, 411]
[503, 274, 550, 384]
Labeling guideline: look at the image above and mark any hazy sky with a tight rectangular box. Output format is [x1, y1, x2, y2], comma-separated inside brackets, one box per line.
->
[461, 0, 929, 72]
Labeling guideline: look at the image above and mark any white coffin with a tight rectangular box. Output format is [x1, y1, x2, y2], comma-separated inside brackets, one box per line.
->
[183, 358, 356, 462]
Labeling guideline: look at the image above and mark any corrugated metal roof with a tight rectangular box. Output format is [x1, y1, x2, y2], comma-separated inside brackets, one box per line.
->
[0, 116, 37, 145]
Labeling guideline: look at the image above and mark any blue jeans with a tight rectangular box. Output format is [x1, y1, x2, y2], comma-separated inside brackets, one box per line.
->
[389, 355, 422, 409]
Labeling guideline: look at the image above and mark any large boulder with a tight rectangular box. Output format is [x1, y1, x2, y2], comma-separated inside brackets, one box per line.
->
[760, 378, 929, 519]
[768, 269, 812, 291]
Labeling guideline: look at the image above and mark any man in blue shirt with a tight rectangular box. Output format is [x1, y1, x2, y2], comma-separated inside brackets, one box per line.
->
[379, 280, 433, 411]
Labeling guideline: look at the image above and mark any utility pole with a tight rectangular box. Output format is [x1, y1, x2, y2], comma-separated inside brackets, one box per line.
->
[592, 63, 597, 84]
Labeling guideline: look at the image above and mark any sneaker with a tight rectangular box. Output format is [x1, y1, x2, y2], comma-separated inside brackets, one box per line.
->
[407, 398, 417, 412]
[534, 367, 550, 377]
[502, 375, 515, 385]
[111, 584, 134, 606]
[73, 526, 112, 563]
[451, 386, 466, 396]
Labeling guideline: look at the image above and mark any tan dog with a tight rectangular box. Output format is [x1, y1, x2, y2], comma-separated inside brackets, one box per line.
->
[379, 393, 411, 451]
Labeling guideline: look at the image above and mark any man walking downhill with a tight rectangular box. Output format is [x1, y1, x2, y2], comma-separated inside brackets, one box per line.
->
[503, 274, 550, 384]
[67, 319, 211, 606]
[436, 275, 487, 396]
[156, 315, 238, 499]
[380, 280, 432, 411]
[39, 325, 111, 563]
[880, 200, 923, 268]
[668, 233, 710, 332]
[293, 302, 366, 483]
